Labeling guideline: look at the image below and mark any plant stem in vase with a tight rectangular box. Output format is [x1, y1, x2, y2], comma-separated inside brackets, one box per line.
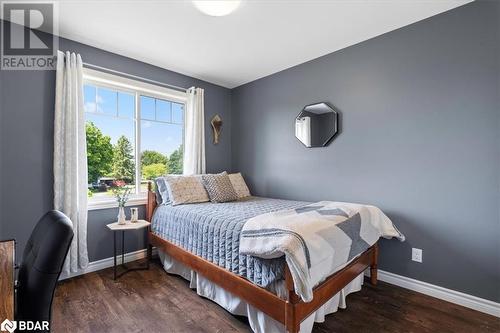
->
[112, 180, 132, 225]
[117, 206, 126, 225]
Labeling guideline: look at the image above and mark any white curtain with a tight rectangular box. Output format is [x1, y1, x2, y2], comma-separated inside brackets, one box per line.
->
[183, 87, 206, 175]
[54, 50, 89, 274]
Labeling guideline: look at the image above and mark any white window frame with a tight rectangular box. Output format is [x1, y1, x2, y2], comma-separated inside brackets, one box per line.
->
[83, 68, 187, 210]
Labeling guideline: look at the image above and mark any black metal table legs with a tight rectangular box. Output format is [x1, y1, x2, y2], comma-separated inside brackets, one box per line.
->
[112, 230, 149, 280]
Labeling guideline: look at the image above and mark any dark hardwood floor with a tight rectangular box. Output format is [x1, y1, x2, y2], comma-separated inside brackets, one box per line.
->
[52, 259, 499, 333]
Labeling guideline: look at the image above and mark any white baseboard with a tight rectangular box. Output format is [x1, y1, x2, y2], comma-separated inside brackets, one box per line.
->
[61, 252, 499, 318]
[59, 248, 157, 280]
[366, 269, 499, 318]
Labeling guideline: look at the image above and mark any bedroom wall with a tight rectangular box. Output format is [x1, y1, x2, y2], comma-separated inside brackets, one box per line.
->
[0, 33, 232, 262]
[231, 0, 500, 302]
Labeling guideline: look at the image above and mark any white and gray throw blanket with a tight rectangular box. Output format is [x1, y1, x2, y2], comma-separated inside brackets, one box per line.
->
[239, 201, 405, 302]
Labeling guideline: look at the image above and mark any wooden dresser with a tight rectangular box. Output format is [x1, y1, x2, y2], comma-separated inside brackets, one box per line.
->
[0, 240, 15, 321]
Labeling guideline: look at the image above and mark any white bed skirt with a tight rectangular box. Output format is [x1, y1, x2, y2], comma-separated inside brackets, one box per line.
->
[158, 250, 364, 333]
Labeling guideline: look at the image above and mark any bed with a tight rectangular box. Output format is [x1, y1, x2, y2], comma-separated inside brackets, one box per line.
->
[146, 183, 383, 333]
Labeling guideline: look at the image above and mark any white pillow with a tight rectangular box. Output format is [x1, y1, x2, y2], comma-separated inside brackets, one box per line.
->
[164, 175, 209, 205]
[228, 173, 251, 198]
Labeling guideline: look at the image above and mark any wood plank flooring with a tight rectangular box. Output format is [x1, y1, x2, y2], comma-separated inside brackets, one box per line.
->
[0, 240, 15, 322]
[52, 259, 499, 333]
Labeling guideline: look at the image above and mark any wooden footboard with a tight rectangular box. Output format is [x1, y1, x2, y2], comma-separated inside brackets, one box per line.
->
[146, 182, 378, 333]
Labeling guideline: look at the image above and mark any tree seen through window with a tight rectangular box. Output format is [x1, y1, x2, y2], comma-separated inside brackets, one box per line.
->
[84, 83, 184, 199]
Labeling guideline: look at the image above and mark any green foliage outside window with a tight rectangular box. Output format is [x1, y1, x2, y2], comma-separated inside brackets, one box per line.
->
[142, 163, 168, 180]
[141, 150, 168, 167]
[85, 124, 183, 189]
[112, 135, 135, 182]
[167, 145, 183, 175]
[86, 122, 113, 183]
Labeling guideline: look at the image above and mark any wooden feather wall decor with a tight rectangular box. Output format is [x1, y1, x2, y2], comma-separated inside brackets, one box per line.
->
[211, 114, 223, 144]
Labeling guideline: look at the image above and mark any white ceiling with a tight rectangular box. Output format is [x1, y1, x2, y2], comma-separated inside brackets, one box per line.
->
[54, 0, 472, 88]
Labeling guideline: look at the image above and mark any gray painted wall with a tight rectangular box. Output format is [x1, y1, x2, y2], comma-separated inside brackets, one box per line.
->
[86, 205, 147, 262]
[0, 34, 232, 262]
[231, 1, 500, 302]
[0, 0, 498, 303]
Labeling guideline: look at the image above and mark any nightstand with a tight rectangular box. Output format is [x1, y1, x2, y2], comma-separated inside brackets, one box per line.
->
[106, 220, 151, 280]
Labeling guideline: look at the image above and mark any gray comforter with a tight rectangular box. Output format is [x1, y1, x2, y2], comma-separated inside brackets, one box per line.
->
[151, 196, 308, 287]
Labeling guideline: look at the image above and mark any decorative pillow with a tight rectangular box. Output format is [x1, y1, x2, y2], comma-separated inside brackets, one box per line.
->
[154, 178, 165, 204]
[155, 176, 179, 205]
[163, 175, 209, 206]
[202, 172, 239, 203]
[228, 173, 251, 198]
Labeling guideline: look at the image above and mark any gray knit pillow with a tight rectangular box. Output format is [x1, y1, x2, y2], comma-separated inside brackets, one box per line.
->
[202, 172, 238, 203]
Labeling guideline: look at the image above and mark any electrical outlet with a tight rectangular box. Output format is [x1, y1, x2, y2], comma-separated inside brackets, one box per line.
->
[412, 248, 423, 263]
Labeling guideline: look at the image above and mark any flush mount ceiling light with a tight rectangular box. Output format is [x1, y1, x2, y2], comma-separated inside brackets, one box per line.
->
[193, 0, 241, 17]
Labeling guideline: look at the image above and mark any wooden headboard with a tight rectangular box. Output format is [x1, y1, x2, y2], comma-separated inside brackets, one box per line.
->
[146, 182, 157, 222]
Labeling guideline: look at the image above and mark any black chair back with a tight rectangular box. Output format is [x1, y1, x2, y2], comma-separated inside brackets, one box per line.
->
[16, 210, 74, 327]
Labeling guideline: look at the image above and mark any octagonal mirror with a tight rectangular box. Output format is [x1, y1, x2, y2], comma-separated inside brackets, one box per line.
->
[295, 102, 339, 148]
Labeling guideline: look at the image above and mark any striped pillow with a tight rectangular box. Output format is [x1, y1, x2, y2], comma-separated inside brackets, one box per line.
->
[154, 177, 170, 204]
[202, 172, 238, 203]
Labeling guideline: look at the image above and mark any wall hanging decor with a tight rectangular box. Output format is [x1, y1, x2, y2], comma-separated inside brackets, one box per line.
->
[211, 114, 223, 144]
[295, 102, 339, 148]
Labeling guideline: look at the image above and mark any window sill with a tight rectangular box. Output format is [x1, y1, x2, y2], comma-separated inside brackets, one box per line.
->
[87, 196, 147, 211]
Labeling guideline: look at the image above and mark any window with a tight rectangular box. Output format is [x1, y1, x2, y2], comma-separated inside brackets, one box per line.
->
[83, 68, 186, 208]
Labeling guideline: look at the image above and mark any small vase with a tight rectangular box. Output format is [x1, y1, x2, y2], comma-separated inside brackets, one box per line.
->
[117, 206, 126, 225]
[130, 207, 139, 223]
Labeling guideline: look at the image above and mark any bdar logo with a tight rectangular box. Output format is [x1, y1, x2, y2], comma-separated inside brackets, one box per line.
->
[0, 319, 16, 333]
[0, 319, 49, 331]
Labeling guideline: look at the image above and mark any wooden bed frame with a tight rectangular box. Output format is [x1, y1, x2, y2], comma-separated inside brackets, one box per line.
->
[146, 183, 378, 333]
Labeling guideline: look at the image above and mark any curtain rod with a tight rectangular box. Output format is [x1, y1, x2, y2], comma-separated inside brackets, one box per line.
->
[82, 62, 190, 92]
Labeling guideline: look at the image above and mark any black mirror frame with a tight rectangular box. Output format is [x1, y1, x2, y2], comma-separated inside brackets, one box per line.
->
[295, 102, 339, 148]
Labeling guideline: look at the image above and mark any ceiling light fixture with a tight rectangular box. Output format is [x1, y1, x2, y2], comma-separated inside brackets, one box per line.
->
[193, 0, 241, 17]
